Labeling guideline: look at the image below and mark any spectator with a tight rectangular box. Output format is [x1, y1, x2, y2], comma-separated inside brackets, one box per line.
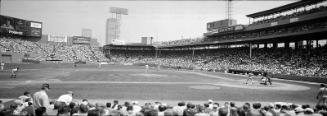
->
[79, 104, 89, 116]
[33, 83, 51, 110]
[0, 100, 5, 112]
[317, 84, 327, 106]
[21, 102, 35, 116]
[55, 91, 74, 109]
[249, 103, 262, 116]
[209, 105, 219, 116]
[173, 101, 186, 116]
[194, 105, 209, 116]
[112, 100, 119, 110]
[229, 102, 238, 116]
[87, 109, 100, 116]
[183, 103, 196, 116]
[35, 107, 47, 116]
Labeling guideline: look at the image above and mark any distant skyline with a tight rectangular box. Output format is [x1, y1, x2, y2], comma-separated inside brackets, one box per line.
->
[1, 0, 295, 46]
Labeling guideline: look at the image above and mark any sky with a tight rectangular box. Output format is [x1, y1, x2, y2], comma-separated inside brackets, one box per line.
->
[0, 0, 295, 46]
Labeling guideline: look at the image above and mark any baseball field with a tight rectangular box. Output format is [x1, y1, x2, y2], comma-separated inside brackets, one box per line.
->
[0, 63, 320, 106]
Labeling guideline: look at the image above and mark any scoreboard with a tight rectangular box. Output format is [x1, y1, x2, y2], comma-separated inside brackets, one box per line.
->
[0, 15, 42, 37]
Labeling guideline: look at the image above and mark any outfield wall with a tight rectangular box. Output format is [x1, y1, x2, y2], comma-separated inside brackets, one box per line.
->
[0, 52, 23, 63]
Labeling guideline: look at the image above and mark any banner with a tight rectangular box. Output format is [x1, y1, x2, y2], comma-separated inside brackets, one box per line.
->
[48, 35, 68, 42]
[72, 36, 91, 44]
[0, 15, 42, 37]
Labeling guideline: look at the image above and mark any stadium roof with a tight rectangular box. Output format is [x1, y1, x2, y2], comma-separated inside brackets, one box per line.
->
[246, 0, 326, 18]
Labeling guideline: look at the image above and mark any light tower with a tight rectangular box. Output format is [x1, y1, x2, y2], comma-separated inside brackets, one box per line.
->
[106, 7, 128, 45]
[226, 0, 233, 25]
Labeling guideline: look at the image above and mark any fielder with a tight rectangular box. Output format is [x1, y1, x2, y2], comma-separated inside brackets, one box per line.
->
[11, 67, 19, 78]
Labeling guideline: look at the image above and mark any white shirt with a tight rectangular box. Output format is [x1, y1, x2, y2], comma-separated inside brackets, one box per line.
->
[133, 105, 142, 114]
[57, 94, 72, 105]
[33, 90, 50, 109]
[173, 106, 186, 116]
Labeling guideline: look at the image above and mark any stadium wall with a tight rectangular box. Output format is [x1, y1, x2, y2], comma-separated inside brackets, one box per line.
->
[0, 52, 23, 63]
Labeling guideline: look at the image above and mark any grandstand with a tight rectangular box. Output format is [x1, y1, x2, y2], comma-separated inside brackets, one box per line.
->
[104, 0, 327, 79]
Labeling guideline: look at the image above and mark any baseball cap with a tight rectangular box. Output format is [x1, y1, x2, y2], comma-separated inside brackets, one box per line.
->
[41, 83, 50, 89]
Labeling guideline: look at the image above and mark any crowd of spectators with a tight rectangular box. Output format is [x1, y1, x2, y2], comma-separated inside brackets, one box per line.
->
[154, 38, 204, 47]
[1, 85, 327, 116]
[108, 44, 327, 77]
[0, 37, 107, 63]
[250, 4, 327, 25]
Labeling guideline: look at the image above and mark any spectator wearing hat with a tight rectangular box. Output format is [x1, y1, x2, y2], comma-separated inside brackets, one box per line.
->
[316, 84, 327, 106]
[33, 83, 51, 110]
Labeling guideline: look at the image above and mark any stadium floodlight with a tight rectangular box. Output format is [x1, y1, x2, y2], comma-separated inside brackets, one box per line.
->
[110, 7, 128, 15]
[106, 7, 128, 45]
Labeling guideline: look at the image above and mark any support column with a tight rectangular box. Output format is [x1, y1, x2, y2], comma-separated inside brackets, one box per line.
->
[192, 49, 195, 58]
[285, 42, 289, 49]
[155, 48, 158, 58]
[273, 43, 278, 49]
[249, 42, 252, 59]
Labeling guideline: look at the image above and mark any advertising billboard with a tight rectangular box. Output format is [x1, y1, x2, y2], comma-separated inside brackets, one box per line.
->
[0, 15, 42, 37]
[48, 35, 68, 43]
[72, 36, 91, 44]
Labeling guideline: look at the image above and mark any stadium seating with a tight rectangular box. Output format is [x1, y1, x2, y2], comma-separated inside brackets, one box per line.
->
[107, 45, 327, 77]
[250, 5, 327, 25]
[0, 37, 107, 63]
